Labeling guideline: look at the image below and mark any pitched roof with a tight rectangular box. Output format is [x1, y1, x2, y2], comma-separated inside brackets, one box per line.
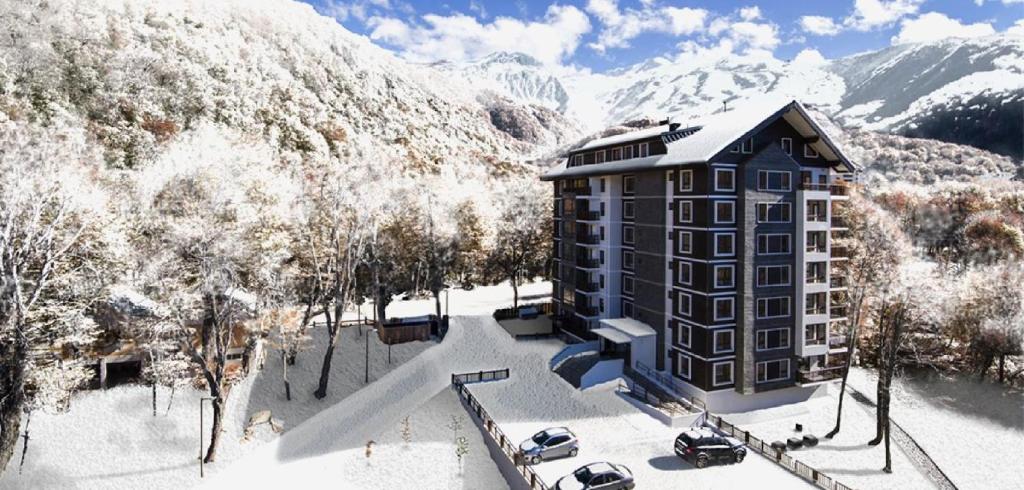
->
[541, 99, 857, 181]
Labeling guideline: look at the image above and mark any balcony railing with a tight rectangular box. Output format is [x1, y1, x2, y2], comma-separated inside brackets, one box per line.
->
[830, 275, 848, 288]
[567, 184, 592, 196]
[831, 216, 849, 229]
[576, 233, 600, 245]
[576, 210, 600, 221]
[829, 335, 849, 350]
[831, 183, 850, 196]
[798, 182, 850, 196]
[576, 256, 600, 269]
[576, 282, 600, 293]
[830, 246, 849, 258]
[576, 305, 599, 317]
[797, 365, 845, 384]
[830, 306, 848, 319]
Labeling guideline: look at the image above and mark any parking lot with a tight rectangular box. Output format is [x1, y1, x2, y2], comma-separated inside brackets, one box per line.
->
[466, 328, 811, 489]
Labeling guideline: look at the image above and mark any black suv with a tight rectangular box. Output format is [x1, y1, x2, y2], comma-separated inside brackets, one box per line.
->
[674, 428, 747, 468]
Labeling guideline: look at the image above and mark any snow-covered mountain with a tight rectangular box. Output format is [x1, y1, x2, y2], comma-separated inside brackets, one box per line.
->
[0, 0, 573, 175]
[450, 34, 1023, 160]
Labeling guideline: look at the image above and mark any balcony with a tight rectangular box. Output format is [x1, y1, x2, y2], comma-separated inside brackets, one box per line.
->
[828, 335, 849, 350]
[830, 275, 848, 289]
[798, 182, 850, 197]
[576, 305, 599, 317]
[830, 305, 848, 319]
[831, 216, 849, 229]
[797, 365, 845, 384]
[567, 184, 592, 196]
[576, 209, 600, 221]
[576, 233, 600, 245]
[576, 281, 600, 293]
[830, 246, 849, 259]
[576, 256, 600, 269]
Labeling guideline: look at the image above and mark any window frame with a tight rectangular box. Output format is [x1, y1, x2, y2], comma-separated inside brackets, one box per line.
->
[756, 296, 791, 319]
[678, 200, 694, 223]
[756, 202, 792, 223]
[676, 322, 692, 349]
[714, 168, 736, 192]
[756, 328, 791, 351]
[676, 291, 692, 317]
[623, 145, 634, 159]
[756, 359, 791, 383]
[713, 264, 735, 289]
[595, 150, 606, 163]
[622, 275, 635, 295]
[623, 175, 636, 194]
[781, 137, 793, 156]
[757, 170, 792, 192]
[677, 261, 693, 286]
[638, 142, 650, 158]
[677, 231, 693, 255]
[805, 323, 827, 346]
[714, 232, 735, 257]
[675, 351, 692, 379]
[714, 201, 735, 224]
[610, 147, 622, 161]
[756, 265, 791, 287]
[757, 233, 792, 255]
[573, 154, 583, 166]
[623, 225, 635, 245]
[713, 361, 734, 387]
[713, 296, 735, 322]
[741, 137, 753, 154]
[623, 200, 635, 219]
[804, 144, 819, 158]
[622, 250, 635, 271]
[678, 169, 693, 192]
[712, 329, 734, 354]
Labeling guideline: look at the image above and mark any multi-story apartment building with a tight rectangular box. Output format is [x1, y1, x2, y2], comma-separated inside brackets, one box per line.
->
[543, 100, 858, 411]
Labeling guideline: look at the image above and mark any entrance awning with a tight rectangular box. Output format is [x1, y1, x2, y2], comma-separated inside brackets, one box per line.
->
[599, 318, 656, 338]
[591, 327, 632, 344]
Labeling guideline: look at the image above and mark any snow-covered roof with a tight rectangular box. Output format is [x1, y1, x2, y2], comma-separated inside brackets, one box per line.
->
[599, 318, 656, 338]
[578, 125, 667, 151]
[542, 99, 857, 181]
[591, 327, 632, 344]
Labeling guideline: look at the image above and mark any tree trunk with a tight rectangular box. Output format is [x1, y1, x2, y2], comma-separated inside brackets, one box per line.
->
[165, 385, 176, 415]
[998, 354, 1006, 383]
[204, 394, 226, 463]
[17, 411, 30, 474]
[882, 405, 892, 473]
[979, 354, 994, 381]
[511, 274, 519, 309]
[314, 302, 339, 400]
[282, 350, 292, 401]
[825, 372, 849, 439]
[0, 339, 27, 475]
[433, 289, 442, 319]
[868, 369, 884, 446]
[152, 382, 158, 417]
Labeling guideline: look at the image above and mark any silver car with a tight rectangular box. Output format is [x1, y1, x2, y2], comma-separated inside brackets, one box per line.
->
[519, 427, 579, 464]
[555, 462, 634, 490]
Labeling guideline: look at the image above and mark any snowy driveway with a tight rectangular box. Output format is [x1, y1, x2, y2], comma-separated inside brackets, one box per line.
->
[206, 315, 808, 489]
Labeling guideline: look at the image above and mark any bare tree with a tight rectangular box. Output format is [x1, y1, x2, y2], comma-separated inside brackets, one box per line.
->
[827, 193, 909, 438]
[487, 180, 551, 309]
[0, 122, 118, 475]
[867, 295, 917, 474]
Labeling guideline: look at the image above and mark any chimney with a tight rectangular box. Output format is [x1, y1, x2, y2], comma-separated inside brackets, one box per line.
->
[669, 122, 681, 132]
[658, 118, 671, 126]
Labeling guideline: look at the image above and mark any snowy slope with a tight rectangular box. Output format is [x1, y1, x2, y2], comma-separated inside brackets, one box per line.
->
[435, 52, 571, 113]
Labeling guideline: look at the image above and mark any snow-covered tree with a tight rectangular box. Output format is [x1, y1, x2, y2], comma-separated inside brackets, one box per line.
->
[486, 179, 552, 308]
[0, 121, 120, 475]
[451, 201, 488, 287]
[130, 126, 298, 463]
[948, 262, 1024, 382]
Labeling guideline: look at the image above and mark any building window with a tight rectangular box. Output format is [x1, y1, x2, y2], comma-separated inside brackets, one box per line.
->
[757, 296, 791, 319]
[638, 142, 649, 157]
[757, 265, 791, 287]
[713, 361, 734, 386]
[678, 169, 693, 192]
[623, 200, 635, 219]
[714, 169, 735, 192]
[756, 202, 792, 223]
[714, 297, 735, 321]
[622, 275, 635, 295]
[675, 351, 691, 379]
[805, 323, 826, 346]
[623, 175, 636, 194]
[807, 231, 827, 253]
[623, 225, 635, 245]
[713, 330, 734, 354]
[595, 150, 606, 163]
[611, 147, 622, 160]
[757, 359, 790, 383]
[600, 178, 606, 193]
[678, 200, 693, 223]
[781, 138, 792, 156]
[804, 144, 819, 158]
[757, 234, 791, 255]
[714, 233, 735, 256]
[741, 137, 753, 154]
[600, 226, 605, 241]
[677, 291, 692, 317]
[730, 143, 740, 153]
[807, 200, 827, 222]
[599, 274, 605, 288]
[600, 250, 605, 265]
[758, 170, 792, 191]
[600, 201, 606, 216]
[623, 300, 634, 318]
[757, 328, 791, 351]
[676, 323, 691, 348]
[677, 231, 693, 254]
[599, 298, 605, 313]
[714, 265, 734, 288]
[807, 262, 827, 284]
[623, 146, 634, 159]
[623, 251, 635, 270]
[678, 261, 692, 285]
[714, 201, 734, 224]
[806, 292, 827, 315]
[573, 154, 583, 166]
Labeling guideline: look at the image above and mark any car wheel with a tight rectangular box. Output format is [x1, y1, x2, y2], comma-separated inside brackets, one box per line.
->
[530, 455, 541, 465]
[568, 448, 579, 458]
[695, 455, 709, 469]
[735, 451, 746, 463]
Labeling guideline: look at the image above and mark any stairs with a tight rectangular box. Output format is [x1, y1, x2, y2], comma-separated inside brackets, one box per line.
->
[555, 353, 600, 388]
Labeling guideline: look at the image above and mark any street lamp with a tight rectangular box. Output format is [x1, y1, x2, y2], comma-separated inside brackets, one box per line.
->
[198, 396, 214, 478]
[365, 327, 379, 384]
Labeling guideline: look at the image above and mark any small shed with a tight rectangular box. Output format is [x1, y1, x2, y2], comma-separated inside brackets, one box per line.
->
[378, 315, 435, 344]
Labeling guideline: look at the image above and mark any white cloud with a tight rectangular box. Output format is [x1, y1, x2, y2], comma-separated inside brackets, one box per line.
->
[585, 0, 707, 53]
[739, 6, 762, 21]
[468, 0, 488, 19]
[322, 0, 394, 22]
[729, 21, 781, 50]
[366, 4, 591, 66]
[844, 0, 922, 31]
[891, 12, 996, 44]
[791, 48, 828, 67]
[799, 15, 841, 36]
[1008, 19, 1024, 36]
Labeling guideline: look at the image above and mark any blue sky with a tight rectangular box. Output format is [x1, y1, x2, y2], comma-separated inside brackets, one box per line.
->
[305, 0, 1024, 71]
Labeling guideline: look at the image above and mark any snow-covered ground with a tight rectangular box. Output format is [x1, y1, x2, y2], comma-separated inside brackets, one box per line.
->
[740, 390, 932, 490]
[467, 352, 811, 489]
[0, 322, 433, 489]
[846, 367, 1024, 490]
[341, 280, 552, 320]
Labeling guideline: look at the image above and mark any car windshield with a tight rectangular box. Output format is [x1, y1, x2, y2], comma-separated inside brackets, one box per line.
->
[680, 434, 695, 446]
[574, 468, 592, 483]
[532, 431, 548, 444]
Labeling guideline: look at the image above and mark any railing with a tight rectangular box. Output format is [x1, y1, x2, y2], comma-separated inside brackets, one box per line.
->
[831, 216, 849, 229]
[567, 184, 592, 196]
[576, 233, 600, 245]
[830, 246, 849, 258]
[830, 275, 848, 288]
[798, 182, 850, 197]
[311, 318, 373, 329]
[555, 316, 598, 341]
[796, 365, 845, 384]
[576, 256, 600, 269]
[830, 183, 850, 196]
[549, 341, 600, 370]
[576, 282, 600, 293]
[705, 414, 855, 490]
[452, 368, 510, 385]
[575, 305, 599, 317]
[493, 302, 554, 321]
[829, 335, 849, 350]
[830, 306, 848, 319]
[451, 372, 549, 490]
[576, 210, 600, 221]
[630, 362, 706, 412]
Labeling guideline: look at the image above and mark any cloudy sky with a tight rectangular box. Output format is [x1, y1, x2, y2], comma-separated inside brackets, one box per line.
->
[304, 0, 1024, 70]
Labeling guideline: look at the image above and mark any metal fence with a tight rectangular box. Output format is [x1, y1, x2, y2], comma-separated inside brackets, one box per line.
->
[707, 414, 855, 490]
[493, 302, 554, 321]
[451, 370, 548, 490]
